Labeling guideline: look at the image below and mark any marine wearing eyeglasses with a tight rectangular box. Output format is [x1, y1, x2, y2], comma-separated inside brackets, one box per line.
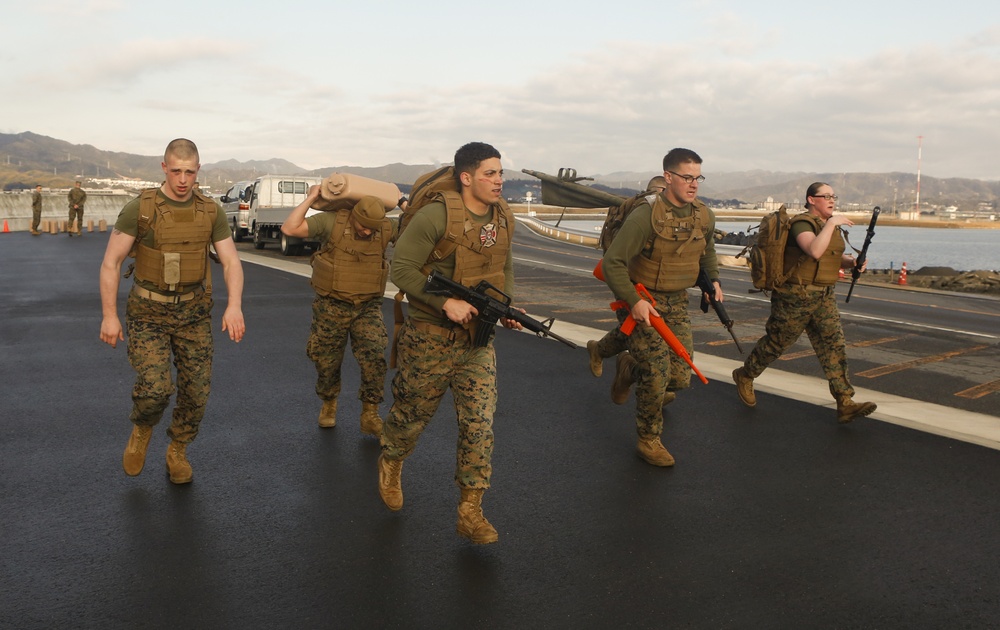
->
[597, 148, 723, 468]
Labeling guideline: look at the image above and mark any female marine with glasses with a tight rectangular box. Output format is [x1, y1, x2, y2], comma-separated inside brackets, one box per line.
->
[732, 182, 877, 424]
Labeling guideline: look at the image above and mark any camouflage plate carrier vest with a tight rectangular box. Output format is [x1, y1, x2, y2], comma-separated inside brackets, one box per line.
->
[627, 195, 709, 292]
[785, 213, 844, 287]
[408, 190, 514, 314]
[131, 188, 217, 292]
[310, 209, 393, 304]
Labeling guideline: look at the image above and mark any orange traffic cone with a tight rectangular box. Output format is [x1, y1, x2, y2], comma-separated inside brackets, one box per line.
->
[2, 219, 9, 233]
[897, 262, 908, 286]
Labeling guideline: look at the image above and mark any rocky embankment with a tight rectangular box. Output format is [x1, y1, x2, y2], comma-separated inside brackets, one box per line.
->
[864, 267, 1000, 295]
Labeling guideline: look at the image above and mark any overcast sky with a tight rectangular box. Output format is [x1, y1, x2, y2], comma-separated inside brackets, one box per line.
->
[3, 0, 999, 180]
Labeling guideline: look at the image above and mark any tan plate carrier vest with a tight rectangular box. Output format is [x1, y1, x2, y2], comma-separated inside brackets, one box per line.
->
[784, 213, 845, 287]
[391, 191, 513, 365]
[129, 188, 217, 294]
[310, 210, 393, 304]
[628, 195, 709, 292]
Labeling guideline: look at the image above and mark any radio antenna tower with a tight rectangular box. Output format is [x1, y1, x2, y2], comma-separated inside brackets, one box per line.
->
[915, 135, 923, 215]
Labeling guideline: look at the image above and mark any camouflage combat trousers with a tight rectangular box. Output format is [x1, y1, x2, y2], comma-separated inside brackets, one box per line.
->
[743, 285, 854, 400]
[125, 290, 214, 443]
[68, 207, 83, 231]
[382, 320, 496, 489]
[623, 289, 693, 438]
[31, 209, 41, 233]
[593, 312, 628, 359]
[306, 294, 388, 404]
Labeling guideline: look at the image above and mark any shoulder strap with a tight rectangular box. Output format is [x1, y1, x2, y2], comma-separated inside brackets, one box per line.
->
[130, 189, 160, 257]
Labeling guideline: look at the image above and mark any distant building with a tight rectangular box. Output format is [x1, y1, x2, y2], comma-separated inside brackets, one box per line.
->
[88, 177, 160, 191]
[758, 196, 786, 212]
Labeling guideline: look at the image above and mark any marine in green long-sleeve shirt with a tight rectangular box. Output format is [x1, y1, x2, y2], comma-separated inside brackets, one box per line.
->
[391, 200, 515, 327]
[596, 147, 723, 469]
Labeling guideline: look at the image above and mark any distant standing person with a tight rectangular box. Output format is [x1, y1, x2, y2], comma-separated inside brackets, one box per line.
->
[732, 182, 876, 423]
[31, 185, 43, 235]
[599, 148, 722, 467]
[280, 188, 397, 436]
[67, 180, 86, 236]
[99, 138, 246, 484]
[378, 141, 520, 544]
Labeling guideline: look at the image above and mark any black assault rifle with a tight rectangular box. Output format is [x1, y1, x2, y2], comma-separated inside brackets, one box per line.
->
[424, 270, 577, 349]
[846, 206, 880, 303]
[696, 268, 744, 354]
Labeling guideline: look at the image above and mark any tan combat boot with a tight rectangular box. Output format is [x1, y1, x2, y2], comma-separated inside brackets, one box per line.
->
[360, 403, 382, 437]
[636, 435, 675, 467]
[611, 352, 637, 405]
[732, 367, 756, 408]
[586, 340, 603, 377]
[377, 453, 403, 511]
[166, 441, 193, 484]
[122, 424, 153, 476]
[457, 488, 499, 544]
[662, 391, 676, 407]
[318, 398, 337, 428]
[836, 397, 877, 423]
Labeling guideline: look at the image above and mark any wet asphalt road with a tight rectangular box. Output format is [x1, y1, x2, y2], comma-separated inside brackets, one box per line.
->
[2, 230, 999, 629]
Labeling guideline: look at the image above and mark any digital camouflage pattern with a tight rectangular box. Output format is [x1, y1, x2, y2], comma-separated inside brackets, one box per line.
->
[68, 186, 86, 230]
[306, 294, 388, 404]
[743, 286, 855, 400]
[381, 322, 496, 489]
[622, 289, 693, 438]
[31, 190, 42, 232]
[592, 310, 629, 360]
[125, 291, 214, 443]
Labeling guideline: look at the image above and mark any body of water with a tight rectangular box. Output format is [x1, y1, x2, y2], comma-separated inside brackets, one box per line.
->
[548, 218, 1000, 272]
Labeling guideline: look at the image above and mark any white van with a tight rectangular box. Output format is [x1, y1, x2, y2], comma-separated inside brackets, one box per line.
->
[220, 181, 254, 242]
[246, 175, 322, 255]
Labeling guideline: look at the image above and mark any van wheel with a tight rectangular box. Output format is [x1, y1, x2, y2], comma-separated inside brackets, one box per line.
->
[253, 228, 266, 250]
[232, 220, 243, 243]
[280, 233, 297, 256]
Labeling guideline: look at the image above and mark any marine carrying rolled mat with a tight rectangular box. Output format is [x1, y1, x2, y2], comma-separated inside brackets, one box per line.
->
[311, 173, 401, 212]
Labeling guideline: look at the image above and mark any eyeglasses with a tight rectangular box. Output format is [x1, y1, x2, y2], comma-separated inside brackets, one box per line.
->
[667, 171, 706, 184]
[811, 194, 838, 201]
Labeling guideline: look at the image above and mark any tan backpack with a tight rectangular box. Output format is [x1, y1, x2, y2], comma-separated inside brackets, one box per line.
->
[739, 205, 803, 293]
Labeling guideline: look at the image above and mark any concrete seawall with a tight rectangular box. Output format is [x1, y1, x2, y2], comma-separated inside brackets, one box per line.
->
[0, 190, 135, 232]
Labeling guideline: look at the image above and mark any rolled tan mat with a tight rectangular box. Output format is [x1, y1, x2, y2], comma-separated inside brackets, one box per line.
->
[99, 219, 108, 232]
[313, 173, 402, 212]
[87, 219, 95, 233]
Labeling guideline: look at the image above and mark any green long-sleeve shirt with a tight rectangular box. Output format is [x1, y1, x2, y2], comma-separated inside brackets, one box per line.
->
[601, 195, 719, 308]
[391, 200, 514, 326]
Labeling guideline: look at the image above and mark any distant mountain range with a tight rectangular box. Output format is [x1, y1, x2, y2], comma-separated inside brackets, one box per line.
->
[2, 131, 998, 212]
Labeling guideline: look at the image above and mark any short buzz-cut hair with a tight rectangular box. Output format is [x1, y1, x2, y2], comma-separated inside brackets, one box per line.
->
[662, 148, 702, 172]
[164, 138, 200, 163]
[453, 141, 501, 187]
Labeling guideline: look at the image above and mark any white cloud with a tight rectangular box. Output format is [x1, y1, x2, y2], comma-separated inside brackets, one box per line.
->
[5, 3, 999, 181]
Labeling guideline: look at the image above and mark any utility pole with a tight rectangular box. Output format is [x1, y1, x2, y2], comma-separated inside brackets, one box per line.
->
[915, 135, 923, 215]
